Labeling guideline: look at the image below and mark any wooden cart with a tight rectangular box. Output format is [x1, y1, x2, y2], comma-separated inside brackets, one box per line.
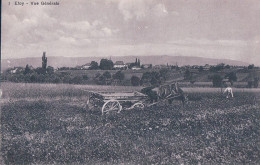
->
[87, 83, 187, 115]
[87, 91, 149, 115]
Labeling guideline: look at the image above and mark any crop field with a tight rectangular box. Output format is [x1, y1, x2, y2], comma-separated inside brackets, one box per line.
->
[1, 83, 260, 164]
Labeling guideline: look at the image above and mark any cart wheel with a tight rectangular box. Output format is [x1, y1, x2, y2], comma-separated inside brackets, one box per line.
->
[132, 102, 145, 110]
[102, 100, 122, 115]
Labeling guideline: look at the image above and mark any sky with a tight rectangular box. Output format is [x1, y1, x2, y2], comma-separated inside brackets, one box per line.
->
[2, 0, 260, 65]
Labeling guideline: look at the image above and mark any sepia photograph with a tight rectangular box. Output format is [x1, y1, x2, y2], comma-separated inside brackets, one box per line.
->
[1, 0, 260, 164]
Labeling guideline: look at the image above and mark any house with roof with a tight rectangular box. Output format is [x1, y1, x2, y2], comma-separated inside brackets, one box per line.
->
[153, 64, 168, 70]
[142, 64, 152, 69]
[81, 63, 91, 70]
[131, 66, 141, 70]
[9, 67, 24, 74]
[203, 64, 211, 71]
[114, 61, 127, 69]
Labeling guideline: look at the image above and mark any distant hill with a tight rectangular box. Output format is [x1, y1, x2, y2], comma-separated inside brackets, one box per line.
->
[1, 55, 249, 71]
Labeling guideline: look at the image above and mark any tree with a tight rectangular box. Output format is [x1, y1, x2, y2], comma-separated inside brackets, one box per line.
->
[150, 76, 159, 86]
[53, 77, 61, 83]
[42, 52, 47, 71]
[99, 59, 113, 70]
[95, 73, 101, 79]
[210, 63, 225, 72]
[102, 71, 112, 85]
[97, 75, 106, 85]
[159, 68, 168, 81]
[141, 71, 161, 86]
[70, 76, 83, 84]
[35, 67, 46, 74]
[131, 76, 140, 86]
[184, 70, 192, 80]
[46, 66, 54, 74]
[141, 72, 152, 84]
[24, 64, 31, 74]
[254, 77, 259, 88]
[30, 74, 37, 82]
[112, 71, 125, 82]
[198, 66, 204, 72]
[89, 61, 99, 70]
[103, 71, 111, 79]
[225, 72, 237, 86]
[212, 74, 223, 87]
[82, 75, 88, 80]
[225, 65, 230, 69]
[248, 64, 254, 70]
[216, 63, 225, 70]
[248, 81, 253, 88]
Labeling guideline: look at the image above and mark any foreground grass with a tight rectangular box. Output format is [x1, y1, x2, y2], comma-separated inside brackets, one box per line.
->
[1, 90, 260, 164]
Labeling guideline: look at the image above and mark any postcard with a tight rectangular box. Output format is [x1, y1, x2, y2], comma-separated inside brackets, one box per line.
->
[1, 0, 260, 164]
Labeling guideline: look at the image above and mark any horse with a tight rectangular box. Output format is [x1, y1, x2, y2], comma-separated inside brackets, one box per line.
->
[167, 93, 188, 107]
[141, 82, 188, 106]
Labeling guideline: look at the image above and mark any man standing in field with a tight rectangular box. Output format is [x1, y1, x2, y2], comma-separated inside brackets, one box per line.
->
[223, 86, 234, 98]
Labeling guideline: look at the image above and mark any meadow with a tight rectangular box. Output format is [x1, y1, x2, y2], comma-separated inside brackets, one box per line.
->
[1, 83, 260, 164]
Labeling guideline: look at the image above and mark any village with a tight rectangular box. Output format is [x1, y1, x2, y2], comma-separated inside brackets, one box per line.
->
[2, 52, 259, 88]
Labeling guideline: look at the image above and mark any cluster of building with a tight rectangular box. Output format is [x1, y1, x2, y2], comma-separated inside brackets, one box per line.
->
[79, 61, 225, 71]
[80, 61, 153, 70]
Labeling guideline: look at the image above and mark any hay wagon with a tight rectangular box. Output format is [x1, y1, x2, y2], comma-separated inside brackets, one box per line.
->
[87, 83, 186, 115]
[87, 91, 149, 115]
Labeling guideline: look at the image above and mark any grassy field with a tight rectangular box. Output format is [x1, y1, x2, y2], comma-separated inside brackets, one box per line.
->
[1, 83, 260, 164]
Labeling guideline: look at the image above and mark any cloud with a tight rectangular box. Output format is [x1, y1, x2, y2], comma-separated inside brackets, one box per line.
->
[118, 0, 169, 21]
[2, 5, 58, 47]
[2, 0, 260, 65]
[168, 38, 248, 47]
[153, 3, 168, 17]
[61, 20, 118, 39]
[59, 36, 76, 44]
[61, 21, 91, 32]
[102, 27, 113, 36]
[2, 3, 119, 55]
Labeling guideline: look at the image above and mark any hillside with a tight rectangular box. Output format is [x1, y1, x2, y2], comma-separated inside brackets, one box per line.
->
[1, 55, 249, 71]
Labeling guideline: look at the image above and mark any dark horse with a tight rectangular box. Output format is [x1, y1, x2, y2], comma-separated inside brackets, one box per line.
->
[141, 82, 188, 106]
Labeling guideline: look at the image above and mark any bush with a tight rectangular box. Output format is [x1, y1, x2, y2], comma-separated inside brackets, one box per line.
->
[248, 78, 259, 88]
[131, 76, 140, 86]
[53, 77, 61, 83]
[103, 71, 111, 79]
[212, 74, 223, 87]
[82, 75, 88, 80]
[70, 76, 83, 84]
[248, 64, 254, 70]
[254, 78, 259, 88]
[159, 68, 169, 81]
[89, 61, 99, 70]
[184, 70, 192, 80]
[248, 81, 253, 88]
[225, 72, 237, 85]
[141, 71, 161, 86]
[112, 71, 124, 82]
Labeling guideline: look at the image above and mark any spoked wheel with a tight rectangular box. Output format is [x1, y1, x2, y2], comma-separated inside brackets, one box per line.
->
[131, 102, 145, 110]
[102, 100, 122, 115]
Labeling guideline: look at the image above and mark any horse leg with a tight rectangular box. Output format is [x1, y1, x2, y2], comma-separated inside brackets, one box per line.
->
[168, 99, 173, 104]
[181, 96, 185, 107]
